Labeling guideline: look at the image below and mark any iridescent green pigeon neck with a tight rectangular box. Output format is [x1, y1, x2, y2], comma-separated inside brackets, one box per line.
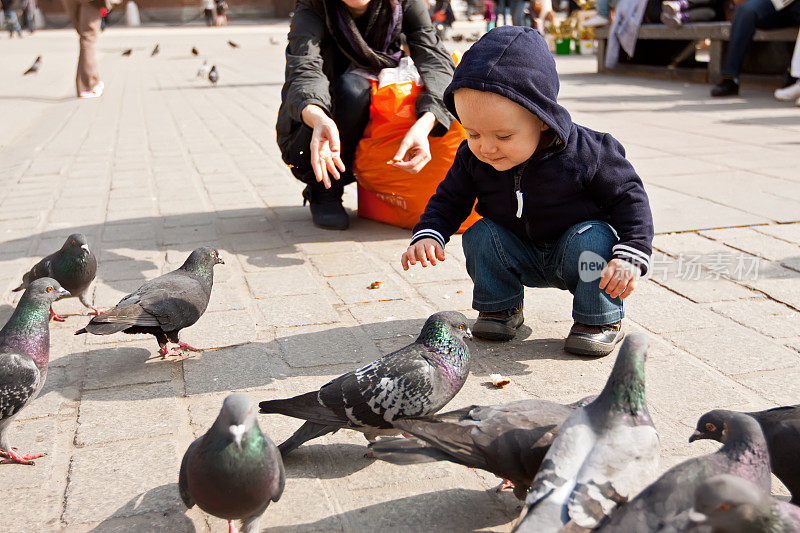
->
[0, 294, 50, 367]
[595, 345, 647, 417]
[418, 319, 465, 360]
[180, 255, 214, 288]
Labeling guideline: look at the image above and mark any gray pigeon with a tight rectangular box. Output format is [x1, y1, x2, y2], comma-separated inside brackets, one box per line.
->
[691, 406, 800, 504]
[259, 311, 472, 456]
[516, 333, 659, 532]
[367, 396, 595, 500]
[688, 474, 800, 533]
[75, 246, 223, 357]
[180, 394, 284, 533]
[599, 411, 772, 532]
[13, 233, 98, 321]
[23, 56, 41, 75]
[0, 278, 69, 465]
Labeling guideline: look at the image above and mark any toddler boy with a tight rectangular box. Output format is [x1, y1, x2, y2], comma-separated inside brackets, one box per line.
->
[401, 26, 653, 357]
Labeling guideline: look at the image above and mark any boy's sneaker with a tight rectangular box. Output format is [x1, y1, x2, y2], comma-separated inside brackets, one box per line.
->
[583, 14, 609, 27]
[775, 80, 800, 102]
[564, 321, 624, 357]
[710, 78, 739, 97]
[473, 302, 524, 341]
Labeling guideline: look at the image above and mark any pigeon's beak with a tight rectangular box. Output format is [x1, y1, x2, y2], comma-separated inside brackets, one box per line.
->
[217, 256, 225, 265]
[57, 287, 71, 300]
[229, 424, 245, 449]
[465, 327, 473, 340]
[687, 509, 708, 527]
[689, 430, 702, 443]
[80, 244, 90, 253]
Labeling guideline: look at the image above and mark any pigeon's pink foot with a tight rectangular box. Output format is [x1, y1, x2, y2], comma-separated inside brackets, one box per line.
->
[228, 520, 237, 533]
[364, 451, 375, 458]
[177, 342, 201, 352]
[494, 479, 514, 492]
[0, 448, 45, 465]
[89, 307, 103, 316]
[49, 307, 66, 322]
[401, 432, 414, 438]
[159, 345, 184, 358]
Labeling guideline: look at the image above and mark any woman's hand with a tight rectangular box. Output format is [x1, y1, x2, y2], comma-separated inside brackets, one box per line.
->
[301, 104, 346, 188]
[389, 112, 437, 174]
[599, 259, 640, 300]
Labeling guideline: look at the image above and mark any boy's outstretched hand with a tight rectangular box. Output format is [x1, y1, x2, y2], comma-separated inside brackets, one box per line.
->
[401, 238, 445, 270]
[599, 258, 640, 299]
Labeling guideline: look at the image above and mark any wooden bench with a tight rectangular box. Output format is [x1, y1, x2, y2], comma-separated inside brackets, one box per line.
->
[594, 22, 798, 84]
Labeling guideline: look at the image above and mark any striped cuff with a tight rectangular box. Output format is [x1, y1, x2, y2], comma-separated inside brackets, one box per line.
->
[612, 244, 651, 275]
[410, 229, 446, 248]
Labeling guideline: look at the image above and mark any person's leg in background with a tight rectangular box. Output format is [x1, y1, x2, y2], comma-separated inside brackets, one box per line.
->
[285, 72, 372, 230]
[712, 0, 800, 96]
[6, 9, 23, 36]
[510, 0, 526, 25]
[495, 0, 507, 25]
[775, 30, 800, 101]
[75, 0, 102, 97]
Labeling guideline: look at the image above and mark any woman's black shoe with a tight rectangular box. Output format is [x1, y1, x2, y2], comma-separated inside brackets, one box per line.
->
[303, 183, 349, 230]
[710, 78, 739, 97]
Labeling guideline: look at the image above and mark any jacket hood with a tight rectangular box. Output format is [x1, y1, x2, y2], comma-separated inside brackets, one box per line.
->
[444, 26, 572, 146]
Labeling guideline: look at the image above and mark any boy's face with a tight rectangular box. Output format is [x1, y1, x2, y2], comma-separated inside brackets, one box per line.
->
[454, 88, 549, 171]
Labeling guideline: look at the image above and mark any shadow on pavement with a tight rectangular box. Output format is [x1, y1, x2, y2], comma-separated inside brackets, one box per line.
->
[262, 488, 514, 532]
[0, 206, 411, 292]
[87, 484, 195, 532]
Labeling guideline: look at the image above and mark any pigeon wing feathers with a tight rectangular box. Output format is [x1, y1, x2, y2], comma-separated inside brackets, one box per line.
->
[0, 353, 39, 419]
[258, 391, 344, 426]
[14, 255, 56, 291]
[137, 274, 209, 331]
[392, 417, 492, 470]
[524, 410, 597, 510]
[568, 423, 660, 528]
[332, 348, 437, 427]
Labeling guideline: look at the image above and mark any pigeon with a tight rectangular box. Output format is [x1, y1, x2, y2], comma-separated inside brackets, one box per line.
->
[13, 233, 98, 321]
[151, 43, 159, 56]
[259, 311, 473, 456]
[23, 56, 41, 75]
[599, 411, 772, 532]
[227, 39, 239, 48]
[516, 333, 659, 532]
[0, 278, 69, 465]
[197, 61, 211, 79]
[368, 396, 595, 500]
[122, 49, 132, 56]
[208, 65, 218, 85]
[191, 46, 199, 56]
[688, 474, 800, 533]
[691, 406, 800, 504]
[75, 246, 224, 357]
[180, 394, 284, 533]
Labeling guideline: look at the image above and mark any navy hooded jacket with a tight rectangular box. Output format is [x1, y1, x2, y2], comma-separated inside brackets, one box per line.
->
[410, 26, 654, 274]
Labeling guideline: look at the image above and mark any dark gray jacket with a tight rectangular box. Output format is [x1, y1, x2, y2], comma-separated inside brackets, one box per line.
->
[276, 0, 455, 159]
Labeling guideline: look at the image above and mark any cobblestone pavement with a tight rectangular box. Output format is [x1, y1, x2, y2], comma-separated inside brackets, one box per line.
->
[0, 22, 799, 532]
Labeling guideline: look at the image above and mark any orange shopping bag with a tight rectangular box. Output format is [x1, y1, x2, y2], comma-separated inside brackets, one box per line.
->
[353, 58, 480, 232]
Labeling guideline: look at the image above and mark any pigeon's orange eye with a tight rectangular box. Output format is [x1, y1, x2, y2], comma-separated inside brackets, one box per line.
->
[46, 287, 53, 293]
[71, 240, 76, 246]
[458, 324, 465, 330]
[706, 423, 716, 432]
[716, 503, 730, 512]
[210, 251, 216, 257]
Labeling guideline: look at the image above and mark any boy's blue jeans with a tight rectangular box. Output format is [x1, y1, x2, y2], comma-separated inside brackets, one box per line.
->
[462, 218, 624, 326]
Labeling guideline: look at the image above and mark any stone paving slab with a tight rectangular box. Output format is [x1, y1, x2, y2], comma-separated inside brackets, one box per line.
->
[0, 21, 799, 533]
